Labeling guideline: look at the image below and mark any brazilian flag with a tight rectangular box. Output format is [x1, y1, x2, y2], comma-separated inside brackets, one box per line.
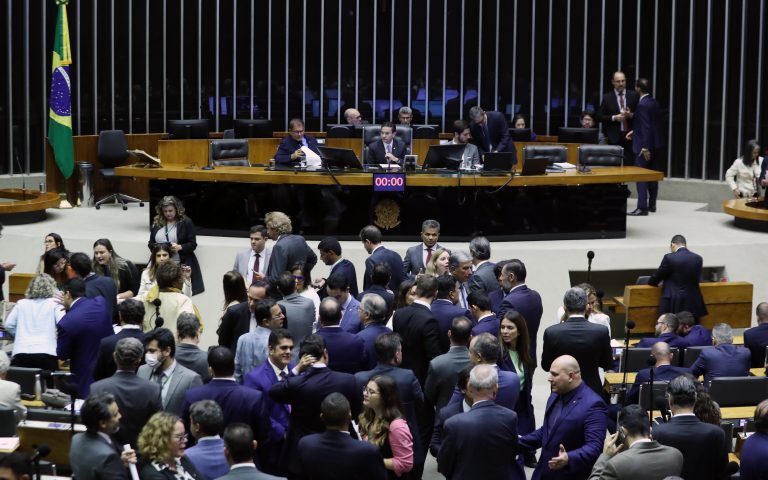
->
[48, 0, 74, 179]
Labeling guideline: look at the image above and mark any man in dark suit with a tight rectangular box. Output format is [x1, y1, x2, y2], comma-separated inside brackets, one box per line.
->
[274, 118, 323, 165]
[520, 355, 607, 480]
[425, 316, 473, 412]
[448, 251, 473, 310]
[93, 299, 146, 381]
[218, 423, 285, 480]
[438, 364, 526, 480]
[498, 259, 543, 365]
[627, 78, 665, 215]
[315, 297, 368, 374]
[314, 237, 358, 299]
[468, 106, 514, 155]
[218, 281, 268, 352]
[691, 323, 751, 383]
[598, 70, 640, 166]
[432, 275, 472, 352]
[90, 337, 162, 448]
[364, 121, 407, 165]
[636, 313, 688, 349]
[541, 288, 613, 396]
[626, 342, 690, 405]
[325, 273, 362, 334]
[265, 211, 318, 286]
[402, 219, 442, 276]
[744, 302, 768, 367]
[69, 252, 118, 317]
[175, 312, 211, 381]
[469, 291, 500, 337]
[489, 260, 512, 314]
[653, 375, 729, 480]
[297, 393, 386, 480]
[467, 236, 499, 297]
[356, 293, 392, 369]
[429, 365, 471, 457]
[648, 235, 708, 320]
[184, 400, 229, 480]
[675, 310, 712, 347]
[392, 274, 442, 387]
[269, 335, 361, 478]
[57, 278, 114, 398]
[739, 399, 768, 479]
[357, 263, 395, 318]
[360, 225, 405, 292]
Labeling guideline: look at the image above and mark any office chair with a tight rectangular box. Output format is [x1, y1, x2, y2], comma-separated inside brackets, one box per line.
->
[94, 130, 145, 210]
[578, 145, 624, 167]
[208, 139, 250, 167]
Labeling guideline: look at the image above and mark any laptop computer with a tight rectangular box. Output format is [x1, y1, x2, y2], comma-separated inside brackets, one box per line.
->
[482, 152, 516, 172]
[519, 156, 549, 176]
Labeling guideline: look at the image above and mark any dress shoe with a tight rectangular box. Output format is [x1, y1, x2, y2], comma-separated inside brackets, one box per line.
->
[627, 209, 648, 216]
[649, 205, 656, 212]
[524, 454, 538, 469]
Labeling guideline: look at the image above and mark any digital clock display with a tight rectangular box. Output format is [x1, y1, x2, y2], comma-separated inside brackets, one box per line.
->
[372, 173, 406, 192]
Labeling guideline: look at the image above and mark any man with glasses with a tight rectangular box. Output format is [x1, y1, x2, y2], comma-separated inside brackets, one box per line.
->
[234, 299, 286, 382]
[344, 108, 364, 126]
[274, 118, 322, 165]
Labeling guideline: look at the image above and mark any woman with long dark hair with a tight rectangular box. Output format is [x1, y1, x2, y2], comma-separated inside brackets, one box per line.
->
[725, 139, 763, 198]
[221, 271, 247, 313]
[92, 238, 140, 301]
[38, 233, 66, 273]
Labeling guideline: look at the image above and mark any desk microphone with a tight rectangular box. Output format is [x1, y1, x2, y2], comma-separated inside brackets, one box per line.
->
[619, 320, 636, 406]
[152, 298, 164, 328]
[587, 250, 595, 282]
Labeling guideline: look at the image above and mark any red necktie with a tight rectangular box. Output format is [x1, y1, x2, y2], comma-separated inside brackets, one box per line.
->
[425, 247, 433, 264]
[252, 253, 260, 284]
[618, 92, 628, 132]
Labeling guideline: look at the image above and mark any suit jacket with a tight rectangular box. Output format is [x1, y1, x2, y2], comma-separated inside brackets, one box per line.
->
[297, 430, 387, 480]
[266, 234, 318, 285]
[430, 400, 464, 457]
[138, 361, 202, 416]
[233, 246, 272, 282]
[588, 441, 683, 480]
[93, 328, 146, 381]
[319, 258, 359, 299]
[364, 137, 407, 165]
[364, 246, 405, 292]
[424, 346, 472, 412]
[269, 366, 361, 475]
[184, 437, 231, 480]
[0, 378, 26, 423]
[680, 324, 712, 348]
[498, 285, 543, 365]
[541, 317, 613, 396]
[0, 267, 5, 302]
[448, 368, 520, 412]
[90, 371, 163, 448]
[175, 343, 212, 382]
[489, 288, 507, 315]
[274, 134, 322, 165]
[598, 88, 640, 145]
[216, 465, 285, 480]
[219, 302, 252, 352]
[357, 284, 394, 318]
[632, 94, 665, 155]
[438, 400, 526, 480]
[739, 431, 768, 480]
[690, 343, 751, 383]
[743, 323, 768, 368]
[138, 456, 202, 480]
[431, 299, 472, 353]
[472, 315, 500, 337]
[393, 302, 442, 386]
[636, 331, 688, 349]
[652, 415, 729, 480]
[468, 261, 500, 297]
[647, 247, 707, 318]
[469, 111, 514, 154]
[57, 296, 114, 398]
[339, 295, 362, 334]
[149, 216, 204, 295]
[278, 293, 316, 358]
[84, 273, 118, 316]
[70, 431, 129, 480]
[355, 323, 392, 370]
[626, 364, 691, 405]
[520, 382, 608, 480]
[315, 326, 368, 374]
[402, 242, 443, 276]
[498, 350, 536, 435]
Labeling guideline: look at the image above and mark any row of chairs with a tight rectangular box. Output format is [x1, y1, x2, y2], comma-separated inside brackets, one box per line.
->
[621, 345, 768, 372]
[637, 377, 768, 409]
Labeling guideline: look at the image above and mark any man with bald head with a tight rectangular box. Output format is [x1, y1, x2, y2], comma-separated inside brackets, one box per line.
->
[744, 302, 768, 368]
[626, 342, 690, 405]
[520, 355, 607, 480]
[344, 108, 363, 126]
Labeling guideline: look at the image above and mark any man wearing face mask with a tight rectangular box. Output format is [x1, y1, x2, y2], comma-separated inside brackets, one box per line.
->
[137, 328, 202, 416]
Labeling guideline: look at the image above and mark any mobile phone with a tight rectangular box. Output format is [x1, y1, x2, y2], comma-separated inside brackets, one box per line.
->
[615, 426, 626, 446]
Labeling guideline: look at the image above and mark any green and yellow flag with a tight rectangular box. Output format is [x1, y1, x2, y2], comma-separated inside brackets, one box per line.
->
[48, 0, 74, 179]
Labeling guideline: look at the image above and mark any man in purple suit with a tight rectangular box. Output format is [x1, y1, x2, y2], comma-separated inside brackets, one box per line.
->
[691, 323, 751, 383]
[647, 235, 708, 320]
[315, 297, 368, 374]
[432, 275, 472, 352]
[636, 313, 688, 349]
[675, 311, 712, 347]
[360, 225, 405, 292]
[627, 77, 665, 215]
[626, 342, 690, 405]
[498, 259, 543, 366]
[470, 291, 500, 337]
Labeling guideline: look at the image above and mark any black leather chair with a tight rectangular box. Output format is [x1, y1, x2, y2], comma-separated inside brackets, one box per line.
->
[6, 366, 43, 395]
[578, 145, 624, 167]
[708, 376, 768, 407]
[223, 129, 235, 139]
[0, 408, 16, 436]
[522, 145, 568, 164]
[395, 125, 413, 153]
[327, 124, 358, 138]
[412, 125, 439, 139]
[208, 139, 250, 167]
[621, 347, 680, 372]
[638, 381, 669, 410]
[681, 345, 712, 368]
[94, 130, 144, 210]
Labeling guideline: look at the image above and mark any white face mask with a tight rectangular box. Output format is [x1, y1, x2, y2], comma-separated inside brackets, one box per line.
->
[145, 352, 162, 369]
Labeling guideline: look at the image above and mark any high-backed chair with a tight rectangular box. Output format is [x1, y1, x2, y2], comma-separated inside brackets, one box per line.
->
[0, 409, 16, 436]
[522, 145, 568, 164]
[94, 130, 144, 210]
[621, 347, 680, 372]
[681, 345, 711, 368]
[412, 125, 439, 139]
[708, 376, 768, 407]
[208, 139, 250, 167]
[395, 125, 413, 153]
[6, 366, 43, 395]
[637, 381, 669, 411]
[578, 145, 624, 167]
[362, 125, 382, 164]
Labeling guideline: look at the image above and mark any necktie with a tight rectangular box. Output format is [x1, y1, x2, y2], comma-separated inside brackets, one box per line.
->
[425, 246, 433, 264]
[279, 371, 287, 381]
[483, 124, 491, 151]
[618, 91, 628, 132]
[252, 253, 260, 284]
[386, 143, 392, 154]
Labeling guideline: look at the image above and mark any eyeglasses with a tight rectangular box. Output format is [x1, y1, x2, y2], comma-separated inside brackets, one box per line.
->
[293, 275, 304, 281]
[363, 388, 379, 396]
[173, 433, 187, 441]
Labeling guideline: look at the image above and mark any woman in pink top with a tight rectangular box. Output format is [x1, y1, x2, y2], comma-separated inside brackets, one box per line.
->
[359, 375, 414, 479]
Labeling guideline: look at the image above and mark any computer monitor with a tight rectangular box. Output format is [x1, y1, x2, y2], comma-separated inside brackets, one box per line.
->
[557, 127, 599, 144]
[233, 118, 273, 138]
[167, 119, 210, 140]
[509, 128, 533, 141]
[317, 146, 364, 170]
[422, 144, 466, 170]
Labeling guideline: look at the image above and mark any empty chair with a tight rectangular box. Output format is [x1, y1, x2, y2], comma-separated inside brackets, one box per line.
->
[522, 145, 568, 164]
[94, 130, 145, 210]
[412, 125, 439, 139]
[621, 347, 680, 372]
[0, 408, 16, 436]
[682, 346, 712, 368]
[637, 381, 670, 411]
[578, 145, 624, 167]
[209, 139, 250, 167]
[708, 376, 768, 407]
[6, 366, 43, 396]
[720, 421, 735, 452]
[395, 125, 413, 153]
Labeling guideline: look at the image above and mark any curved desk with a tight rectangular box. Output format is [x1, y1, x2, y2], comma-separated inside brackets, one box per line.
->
[0, 189, 60, 224]
[723, 198, 768, 232]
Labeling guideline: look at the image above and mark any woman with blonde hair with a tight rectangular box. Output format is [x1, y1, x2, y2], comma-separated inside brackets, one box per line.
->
[556, 282, 611, 336]
[138, 411, 202, 480]
[137, 243, 192, 300]
[424, 248, 451, 276]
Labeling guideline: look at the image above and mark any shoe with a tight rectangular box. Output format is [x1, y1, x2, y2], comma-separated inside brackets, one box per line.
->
[627, 209, 648, 216]
[524, 455, 538, 469]
[649, 205, 656, 212]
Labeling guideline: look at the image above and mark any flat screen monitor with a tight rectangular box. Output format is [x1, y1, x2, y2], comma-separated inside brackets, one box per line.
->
[558, 127, 599, 144]
[233, 119, 273, 138]
[167, 119, 210, 140]
[422, 144, 466, 170]
[509, 128, 533, 141]
[317, 146, 364, 170]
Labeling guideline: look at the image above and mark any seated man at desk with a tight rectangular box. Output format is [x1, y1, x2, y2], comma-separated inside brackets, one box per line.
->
[364, 121, 407, 166]
[626, 342, 689, 405]
[450, 120, 480, 168]
[274, 118, 322, 165]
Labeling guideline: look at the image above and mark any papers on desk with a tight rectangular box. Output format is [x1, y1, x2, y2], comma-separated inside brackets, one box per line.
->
[301, 146, 322, 166]
[554, 162, 576, 170]
[0, 437, 20, 452]
[64, 398, 85, 413]
[377, 164, 401, 170]
[128, 149, 162, 167]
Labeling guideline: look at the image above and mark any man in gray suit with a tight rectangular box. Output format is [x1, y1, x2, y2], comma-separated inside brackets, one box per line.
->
[233, 225, 272, 285]
[589, 404, 683, 480]
[0, 351, 26, 423]
[276, 271, 316, 360]
[424, 316, 473, 411]
[175, 312, 211, 382]
[450, 119, 480, 167]
[402, 219, 442, 276]
[265, 211, 318, 286]
[69, 392, 137, 480]
[218, 423, 285, 480]
[467, 236, 499, 297]
[137, 328, 202, 416]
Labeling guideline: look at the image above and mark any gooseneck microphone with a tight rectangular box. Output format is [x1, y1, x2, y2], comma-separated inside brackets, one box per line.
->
[647, 355, 657, 425]
[620, 320, 636, 406]
[587, 250, 595, 282]
[152, 298, 164, 328]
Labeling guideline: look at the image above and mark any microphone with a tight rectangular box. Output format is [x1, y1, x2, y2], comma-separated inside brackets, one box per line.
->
[586, 251, 595, 282]
[646, 355, 657, 367]
[625, 320, 636, 331]
[620, 319, 636, 406]
[152, 298, 164, 329]
[152, 298, 162, 307]
[30, 444, 51, 462]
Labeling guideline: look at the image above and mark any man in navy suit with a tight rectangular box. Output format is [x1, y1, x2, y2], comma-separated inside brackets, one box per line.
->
[627, 77, 665, 215]
[360, 225, 405, 292]
[648, 235, 708, 320]
[438, 364, 526, 480]
[274, 118, 323, 165]
[598, 71, 640, 166]
[468, 106, 514, 155]
[470, 291, 500, 337]
[364, 121, 407, 165]
[468, 236, 499, 297]
[315, 297, 368, 374]
[355, 293, 392, 369]
[325, 273, 362, 333]
[243, 329, 294, 476]
[691, 323, 751, 383]
[744, 302, 768, 368]
[402, 219, 442, 276]
[432, 275, 472, 352]
[269, 335, 361, 478]
[297, 393, 386, 480]
[636, 313, 688, 349]
[69, 252, 118, 317]
[184, 400, 230, 480]
[675, 311, 712, 347]
[57, 278, 114, 398]
[739, 399, 768, 479]
[520, 355, 607, 480]
[265, 211, 318, 286]
[498, 259, 543, 365]
[626, 342, 690, 405]
[356, 263, 395, 318]
[93, 299, 146, 381]
[218, 281, 268, 352]
[489, 260, 512, 314]
[429, 365, 472, 457]
[314, 237, 358, 299]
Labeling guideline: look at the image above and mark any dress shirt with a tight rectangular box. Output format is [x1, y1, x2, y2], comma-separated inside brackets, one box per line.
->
[476, 313, 496, 324]
[249, 249, 266, 277]
[292, 362, 327, 376]
[422, 243, 434, 268]
[268, 357, 289, 379]
[412, 299, 432, 311]
[458, 283, 468, 309]
[231, 463, 258, 471]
